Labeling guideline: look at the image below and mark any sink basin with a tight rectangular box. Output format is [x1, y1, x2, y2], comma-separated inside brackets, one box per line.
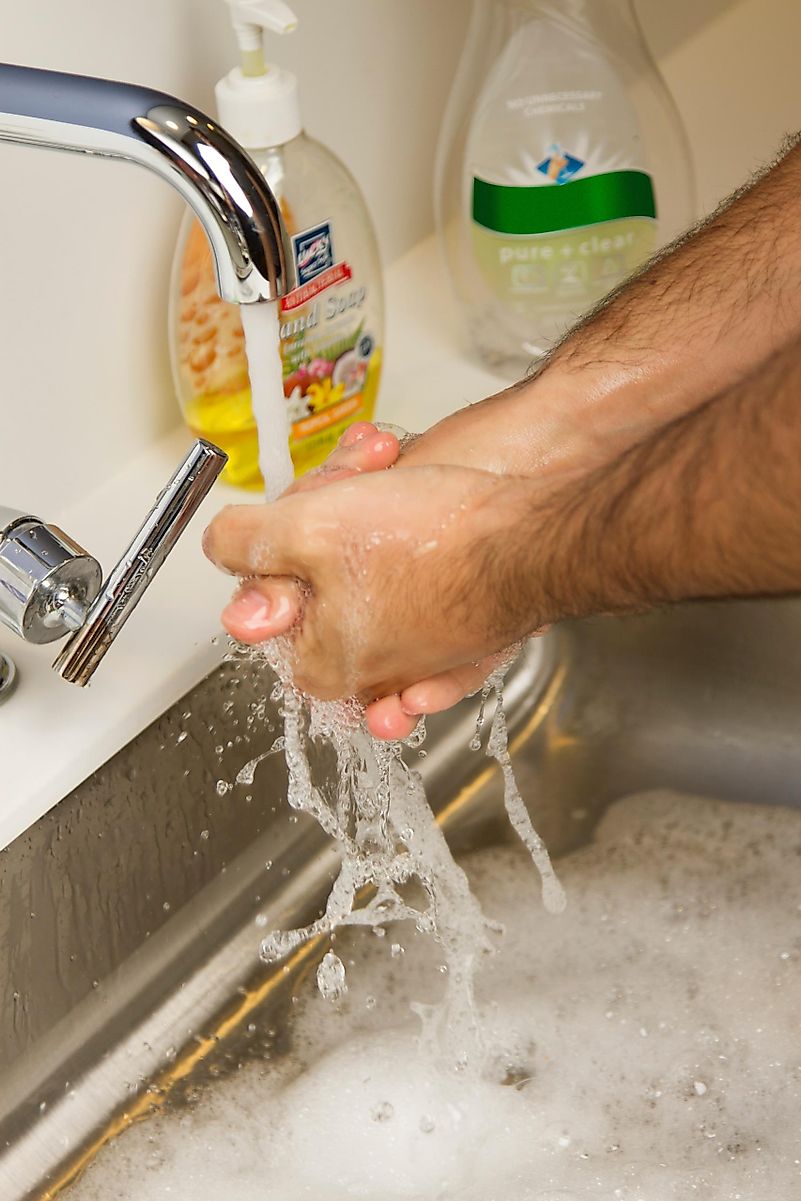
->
[2, 597, 800, 1200]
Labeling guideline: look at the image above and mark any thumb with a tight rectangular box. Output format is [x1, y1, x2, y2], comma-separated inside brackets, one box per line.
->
[221, 576, 303, 644]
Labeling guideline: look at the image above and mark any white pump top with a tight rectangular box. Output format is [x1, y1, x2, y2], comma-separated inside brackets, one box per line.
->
[216, 0, 302, 149]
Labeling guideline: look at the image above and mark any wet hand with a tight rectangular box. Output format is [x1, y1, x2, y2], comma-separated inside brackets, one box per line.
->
[204, 455, 547, 720]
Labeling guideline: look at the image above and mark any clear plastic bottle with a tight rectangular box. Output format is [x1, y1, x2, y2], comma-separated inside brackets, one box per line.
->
[169, 0, 384, 490]
[435, 0, 695, 377]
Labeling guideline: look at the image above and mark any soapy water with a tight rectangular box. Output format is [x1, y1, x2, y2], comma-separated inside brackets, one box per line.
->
[70, 792, 801, 1200]
[247, 638, 564, 1064]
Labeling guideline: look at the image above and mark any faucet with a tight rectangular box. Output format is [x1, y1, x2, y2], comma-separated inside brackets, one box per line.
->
[0, 64, 294, 697]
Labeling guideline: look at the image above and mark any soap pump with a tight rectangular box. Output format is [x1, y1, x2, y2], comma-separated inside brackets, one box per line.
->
[169, 0, 384, 490]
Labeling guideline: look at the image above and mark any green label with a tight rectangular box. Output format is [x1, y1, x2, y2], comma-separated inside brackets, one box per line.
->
[472, 171, 657, 236]
[472, 216, 658, 310]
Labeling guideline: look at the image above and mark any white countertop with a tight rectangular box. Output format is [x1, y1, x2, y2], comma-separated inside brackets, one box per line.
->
[0, 237, 507, 853]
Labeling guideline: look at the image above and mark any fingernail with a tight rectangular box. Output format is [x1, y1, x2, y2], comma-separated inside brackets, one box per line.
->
[222, 587, 272, 632]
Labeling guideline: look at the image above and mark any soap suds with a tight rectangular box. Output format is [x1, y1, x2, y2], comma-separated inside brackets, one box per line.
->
[69, 791, 801, 1200]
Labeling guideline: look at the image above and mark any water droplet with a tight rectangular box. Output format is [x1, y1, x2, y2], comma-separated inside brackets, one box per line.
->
[316, 951, 347, 1002]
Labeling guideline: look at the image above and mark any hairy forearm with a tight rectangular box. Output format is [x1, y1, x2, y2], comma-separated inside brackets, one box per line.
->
[537, 335, 801, 621]
[543, 135, 801, 422]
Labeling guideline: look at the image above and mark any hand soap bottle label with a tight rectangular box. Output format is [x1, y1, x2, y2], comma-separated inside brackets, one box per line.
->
[465, 17, 658, 313]
[279, 217, 381, 472]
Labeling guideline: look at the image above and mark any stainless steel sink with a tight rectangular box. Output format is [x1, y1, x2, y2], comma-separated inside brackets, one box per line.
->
[2, 597, 800, 1201]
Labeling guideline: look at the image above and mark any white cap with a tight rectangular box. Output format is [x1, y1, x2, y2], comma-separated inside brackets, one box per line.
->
[217, 0, 302, 149]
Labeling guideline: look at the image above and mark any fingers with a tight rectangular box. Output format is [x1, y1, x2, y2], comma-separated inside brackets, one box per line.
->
[365, 694, 419, 741]
[399, 655, 504, 716]
[365, 652, 509, 741]
[284, 424, 400, 495]
[206, 422, 401, 589]
[203, 501, 301, 578]
[221, 576, 302, 644]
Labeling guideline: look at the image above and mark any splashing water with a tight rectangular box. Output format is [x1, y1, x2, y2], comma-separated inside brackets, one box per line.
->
[241, 303, 294, 500]
[244, 637, 562, 1067]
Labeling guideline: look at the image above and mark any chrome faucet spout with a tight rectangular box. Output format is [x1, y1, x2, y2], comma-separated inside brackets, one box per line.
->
[0, 63, 293, 303]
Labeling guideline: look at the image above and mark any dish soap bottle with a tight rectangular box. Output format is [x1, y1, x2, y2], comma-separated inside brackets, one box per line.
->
[169, 0, 384, 489]
[435, 0, 694, 376]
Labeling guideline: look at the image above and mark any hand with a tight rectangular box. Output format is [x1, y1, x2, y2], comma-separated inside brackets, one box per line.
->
[214, 423, 532, 738]
[204, 450, 549, 714]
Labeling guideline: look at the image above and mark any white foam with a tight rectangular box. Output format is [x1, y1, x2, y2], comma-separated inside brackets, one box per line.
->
[70, 791, 801, 1200]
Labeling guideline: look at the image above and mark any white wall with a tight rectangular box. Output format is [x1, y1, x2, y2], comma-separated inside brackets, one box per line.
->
[637, 0, 801, 213]
[1, 0, 800, 518]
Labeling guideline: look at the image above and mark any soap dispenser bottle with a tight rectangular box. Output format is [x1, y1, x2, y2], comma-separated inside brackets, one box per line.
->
[435, 0, 695, 376]
[169, 0, 384, 490]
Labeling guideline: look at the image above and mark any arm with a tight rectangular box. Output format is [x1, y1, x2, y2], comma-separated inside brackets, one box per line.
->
[534, 335, 801, 620]
[205, 336, 801, 705]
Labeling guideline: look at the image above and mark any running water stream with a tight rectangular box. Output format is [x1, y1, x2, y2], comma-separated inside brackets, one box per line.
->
[241, 303, 295, 500]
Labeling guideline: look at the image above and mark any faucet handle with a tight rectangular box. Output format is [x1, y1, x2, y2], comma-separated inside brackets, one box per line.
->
[0, 510, 103, 643]
[53, 440, 227, 686]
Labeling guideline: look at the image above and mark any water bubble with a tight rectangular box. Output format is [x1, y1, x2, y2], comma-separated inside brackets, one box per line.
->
[419, 1114, 435, 1134]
